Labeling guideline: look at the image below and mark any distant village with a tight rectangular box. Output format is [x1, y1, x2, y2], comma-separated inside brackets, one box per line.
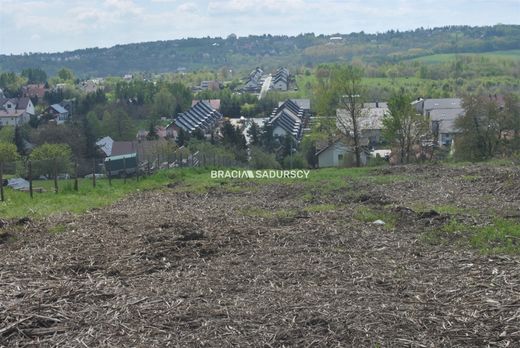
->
[0, 63, 517, 181]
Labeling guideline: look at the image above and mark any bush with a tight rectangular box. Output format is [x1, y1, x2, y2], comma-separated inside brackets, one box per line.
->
[282, 153, 308, 169]
[250, 147, 281, 169]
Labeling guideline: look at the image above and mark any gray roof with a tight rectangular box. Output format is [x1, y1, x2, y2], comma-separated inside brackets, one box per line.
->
[50, 103, 68, 114]
[337, 103, 389, 132]
[175, 100, 222, 133]
[430, 108, 464, 134]
[96, 136, 114, 157]
[269, 99, 304, 140]
[424, 98, 461, 111]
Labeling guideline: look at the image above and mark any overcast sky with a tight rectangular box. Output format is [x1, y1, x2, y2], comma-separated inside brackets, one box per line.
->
[1, 0, 518, 55]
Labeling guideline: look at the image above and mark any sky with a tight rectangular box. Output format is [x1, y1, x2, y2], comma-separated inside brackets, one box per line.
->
[0, 0, 519, 55]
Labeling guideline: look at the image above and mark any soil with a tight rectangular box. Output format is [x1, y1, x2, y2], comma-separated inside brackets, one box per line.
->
[1, 164, 519, 347]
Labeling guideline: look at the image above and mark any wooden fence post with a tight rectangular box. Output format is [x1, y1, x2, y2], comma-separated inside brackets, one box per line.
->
[74, 160, 79, 191]
[0, 162, 4, 202]
[54, 159, 58, 194]
[123, 156, 127, 184]
[28, 160, 33, 199]
[92, 158, 96, 188]
[136, 155, 139, 182]
[108, 159, 112, 186]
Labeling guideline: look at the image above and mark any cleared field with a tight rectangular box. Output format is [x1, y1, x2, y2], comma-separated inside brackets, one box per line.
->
[1, 164, 520, 346]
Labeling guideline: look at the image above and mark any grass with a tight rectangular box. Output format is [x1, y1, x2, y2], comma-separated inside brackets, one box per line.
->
[0, 166, 404, 220]
[0, 169, 182, 219]
[303, 203, 337, 213]
[353, 206, 397, 229]
[411, 203, 470, 215]
[411, 50, 520, 64]
[427, 218, 520, 254]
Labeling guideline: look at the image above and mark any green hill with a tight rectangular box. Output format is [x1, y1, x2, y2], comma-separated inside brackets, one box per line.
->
[1, 25, 519, 77]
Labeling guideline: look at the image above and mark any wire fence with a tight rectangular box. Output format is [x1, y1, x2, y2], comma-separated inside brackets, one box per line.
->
[0, 147, 246, 201]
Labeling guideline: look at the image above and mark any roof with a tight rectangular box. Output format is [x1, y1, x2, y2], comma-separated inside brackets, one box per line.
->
[105, 153, 137, 162]
[0, 109, 25, 117]
[430, 108, 464, 134]
[49, 104, 68, 114]
[111, 141, 137, 156]
[268, 99, 305, 140]
[0, 97, 31, 112]
[278, 99, 311, 111]
[191, 99, 221, 111]
[336, 102, 389, 132]
[175, 100, 223, 133]
[423, 98, 461, 111]
[96, 136, 114, 157]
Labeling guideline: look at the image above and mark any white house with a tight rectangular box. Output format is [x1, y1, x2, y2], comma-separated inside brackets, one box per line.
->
[316, 139, 369, 168]
[0, 97, 34, 126]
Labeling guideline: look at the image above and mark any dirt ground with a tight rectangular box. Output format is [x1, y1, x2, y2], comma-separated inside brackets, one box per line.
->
[1, 164, 520, 347]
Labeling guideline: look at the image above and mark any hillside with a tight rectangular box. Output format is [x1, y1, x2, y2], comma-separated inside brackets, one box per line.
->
[1, 25, 519, 77]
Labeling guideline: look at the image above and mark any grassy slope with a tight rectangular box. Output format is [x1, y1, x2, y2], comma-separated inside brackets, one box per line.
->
[411, 49, 520, 63]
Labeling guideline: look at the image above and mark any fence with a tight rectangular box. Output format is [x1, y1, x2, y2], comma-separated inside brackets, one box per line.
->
[0, 147, 246, 202]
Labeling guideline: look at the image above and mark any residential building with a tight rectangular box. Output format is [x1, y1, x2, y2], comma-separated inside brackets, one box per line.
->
[243, 67, 264, 92]
[46, 104, 70, 124]
[316, 138, 369, 168]
[412, 98, 464, 146]
[0, 97, 34, 126]
[430, 108, 464, 146]
[336, 101, 389, 146]
[412, 98, 462, 117]
[268, 99, 306, 141]
[271, 67, 289, 91]
[21, 84, 48, 100]
[174, 100, 223, 135]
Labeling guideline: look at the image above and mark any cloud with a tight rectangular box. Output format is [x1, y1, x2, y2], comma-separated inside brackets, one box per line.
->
[177, 2, 198, 13]
[104, 0, 143, 15]
[208, 0, 305, 14]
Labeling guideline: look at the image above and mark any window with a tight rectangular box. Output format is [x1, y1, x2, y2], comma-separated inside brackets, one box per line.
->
[338, 154, 344, 161]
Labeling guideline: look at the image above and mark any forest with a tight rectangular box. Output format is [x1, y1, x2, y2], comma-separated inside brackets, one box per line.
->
[0, 25, 519, 77]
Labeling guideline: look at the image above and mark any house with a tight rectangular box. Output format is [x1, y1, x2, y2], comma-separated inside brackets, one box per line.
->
[191, 99, 221, 111]
[46, 104, 70, 124]
[267, 99, 306, 141]
[21, 84, 48, 100]
[59, 98, 76, 116]
[336, 101, 389, 146]
[79, 80, 104, 93]
[0, 97, 34, 126]
[200, 80, 221, 91]
[243, 67, 264, 92]
[411, 98, 464, 146]
[430, 108, 465, 146]
[174, 100, 223, 135]
[271, 67, 289, 91]
[412, 98, 462, 116]
[316, 138, 370, 168]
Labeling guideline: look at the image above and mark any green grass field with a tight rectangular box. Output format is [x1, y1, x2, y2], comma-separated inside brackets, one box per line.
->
[411, 49, 520, 64]
[0, 167, 386, 219]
